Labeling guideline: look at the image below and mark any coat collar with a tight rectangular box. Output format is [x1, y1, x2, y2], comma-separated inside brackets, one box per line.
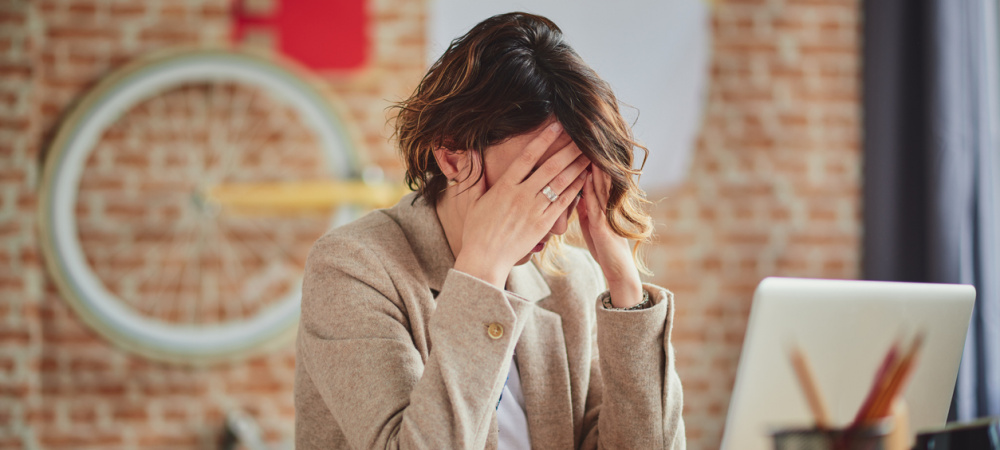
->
[385, 194, 572, 447]
[383, 193, 552, 302]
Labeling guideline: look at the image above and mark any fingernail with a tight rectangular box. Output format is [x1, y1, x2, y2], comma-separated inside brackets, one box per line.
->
[549, 122, 562, 133]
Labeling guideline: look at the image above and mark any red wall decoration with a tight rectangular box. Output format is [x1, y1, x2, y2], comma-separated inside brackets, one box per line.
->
[232, 0, 369, 71]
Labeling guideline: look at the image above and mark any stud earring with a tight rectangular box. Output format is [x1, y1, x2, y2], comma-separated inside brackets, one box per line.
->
[447, 179, 458, 187]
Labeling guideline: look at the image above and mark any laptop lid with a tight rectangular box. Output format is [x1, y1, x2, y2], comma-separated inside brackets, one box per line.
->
[720, 277, 976, 450]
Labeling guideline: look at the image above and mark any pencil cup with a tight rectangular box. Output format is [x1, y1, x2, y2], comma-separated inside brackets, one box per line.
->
[771, 423, 891, 450]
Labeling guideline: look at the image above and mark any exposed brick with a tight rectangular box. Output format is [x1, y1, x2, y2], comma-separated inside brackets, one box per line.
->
[47, 25, 119, 42]
[111, 402, 148, 422]
[66, 1, 99, 17]
[68, 402, 98, 424]
[0, 326, 31, 345]
[135, 430, 200, 447]
[108, 2, 147, 20]
[0, 383, 28, 397]
[159, 3, 189, 20]
[137, 26, 200, 45]
[25, 405, 56, 425]
[67, 354, 112, 372]
[38, 431, 123, 448]
[160, 403, 188, 422]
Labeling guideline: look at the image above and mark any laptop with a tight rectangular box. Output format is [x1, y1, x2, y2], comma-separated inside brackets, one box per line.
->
[720, 277, 976, 450]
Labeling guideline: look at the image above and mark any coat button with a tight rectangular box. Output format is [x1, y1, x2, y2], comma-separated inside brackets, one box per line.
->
[487, 323, 504, 339]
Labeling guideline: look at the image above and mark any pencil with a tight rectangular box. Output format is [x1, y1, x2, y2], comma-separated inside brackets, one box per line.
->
[869, 331, 925, 420]
[790, 345, 831, 429]
[851, 339, 901, 427]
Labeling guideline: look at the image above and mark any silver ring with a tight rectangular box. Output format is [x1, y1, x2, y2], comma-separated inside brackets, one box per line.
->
[542, 185, 559, 202]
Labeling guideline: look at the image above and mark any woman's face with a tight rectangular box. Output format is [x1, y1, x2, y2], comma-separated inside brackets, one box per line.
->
[477, 121, 584, 266]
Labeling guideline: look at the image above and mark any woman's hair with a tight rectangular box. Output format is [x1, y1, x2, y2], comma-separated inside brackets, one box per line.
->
[392, 12, 654, 273]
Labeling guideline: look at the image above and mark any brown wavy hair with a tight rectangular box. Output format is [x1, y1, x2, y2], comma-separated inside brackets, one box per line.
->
[391, 12, 654, 272]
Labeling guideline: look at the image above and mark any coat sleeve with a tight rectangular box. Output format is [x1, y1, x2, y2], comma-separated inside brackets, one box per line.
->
[296, 237, 531, 449]
[578, 258, 686, 449]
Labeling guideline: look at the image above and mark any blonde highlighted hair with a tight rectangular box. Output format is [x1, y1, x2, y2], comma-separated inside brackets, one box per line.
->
[391, 12, 654, 274]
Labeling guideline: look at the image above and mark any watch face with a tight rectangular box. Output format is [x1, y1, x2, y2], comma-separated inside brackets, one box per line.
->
[76, 80, 330, 325]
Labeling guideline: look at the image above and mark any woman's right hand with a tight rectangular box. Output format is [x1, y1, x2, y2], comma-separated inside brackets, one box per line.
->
[452, 122, 590, 288]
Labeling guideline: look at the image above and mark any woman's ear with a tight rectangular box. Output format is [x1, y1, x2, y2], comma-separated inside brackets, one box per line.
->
[432, 147, 470, 182]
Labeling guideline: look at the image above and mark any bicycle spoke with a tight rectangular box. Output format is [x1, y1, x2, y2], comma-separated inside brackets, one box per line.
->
[99, 213, 183, 268]
[220, 219, 285, 312]
[205, 81, 230, 178]
[190, 219, 209, 325]
[107, 216, 190, 311]
[214, 85, 261, 184]
[211, 219, 249, 321]
[206, 84, 241, 185]
[234, 93, 284, 173]
[178, 219, 206, 325]
[247, 217, 300, 268]
[146, 220, 196, 318]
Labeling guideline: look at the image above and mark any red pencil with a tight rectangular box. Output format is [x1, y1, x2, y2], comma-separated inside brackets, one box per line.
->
[851, 339, 901, 427]
[868, 332, 925, 420]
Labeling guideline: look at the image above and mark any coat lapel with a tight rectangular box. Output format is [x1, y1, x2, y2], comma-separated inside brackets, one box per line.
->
[386, 194, 576, 447]
[507, 264, 576, 448]
[382, 193, 454, 293]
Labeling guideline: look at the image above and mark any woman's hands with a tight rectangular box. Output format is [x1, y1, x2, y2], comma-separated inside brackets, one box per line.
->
[576, 168, 645, 308]
[446, 121, 644, 307]
[451, 122, 589, 288]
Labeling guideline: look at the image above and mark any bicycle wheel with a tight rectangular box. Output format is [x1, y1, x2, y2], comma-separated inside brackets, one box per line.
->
[38, 47, 363, 364]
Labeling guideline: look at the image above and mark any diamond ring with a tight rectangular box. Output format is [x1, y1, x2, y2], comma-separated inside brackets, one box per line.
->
[542, 185, 559, 202]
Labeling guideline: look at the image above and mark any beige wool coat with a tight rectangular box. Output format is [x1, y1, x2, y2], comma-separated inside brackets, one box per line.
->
[295, 193, 685, 449]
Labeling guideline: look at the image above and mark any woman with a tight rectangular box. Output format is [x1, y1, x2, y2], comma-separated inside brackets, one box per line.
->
[295, 12, 685, 449]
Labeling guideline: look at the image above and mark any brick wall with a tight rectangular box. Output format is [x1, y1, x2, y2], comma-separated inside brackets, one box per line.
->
[652, 0, 861, 447]
[0, 0, 859, 448]
[1, 0, 44, 448]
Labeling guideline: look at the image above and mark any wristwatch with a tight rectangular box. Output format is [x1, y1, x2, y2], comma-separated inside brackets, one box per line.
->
[601, 289, 651, 311]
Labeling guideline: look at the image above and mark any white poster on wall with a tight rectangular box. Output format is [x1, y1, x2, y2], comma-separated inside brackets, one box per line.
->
[428, 0, 712, 191]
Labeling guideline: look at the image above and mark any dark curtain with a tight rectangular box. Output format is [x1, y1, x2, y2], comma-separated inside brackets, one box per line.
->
[863, 0, 999, 420]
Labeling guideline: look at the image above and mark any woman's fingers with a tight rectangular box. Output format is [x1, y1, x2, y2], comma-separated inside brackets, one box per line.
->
[583, 172, 601, 219]
[498, 122, 565, 186]
[575, 178, 590, 220]
[534, 154, 588, 202]
[593, 167, 611, 209]
[544, 170, 587, 216]
[576, 175, 597, 245]
[522, 141, 583, 192]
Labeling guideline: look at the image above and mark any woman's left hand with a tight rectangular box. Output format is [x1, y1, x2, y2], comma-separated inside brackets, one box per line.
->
[576, 167, 645, 308]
